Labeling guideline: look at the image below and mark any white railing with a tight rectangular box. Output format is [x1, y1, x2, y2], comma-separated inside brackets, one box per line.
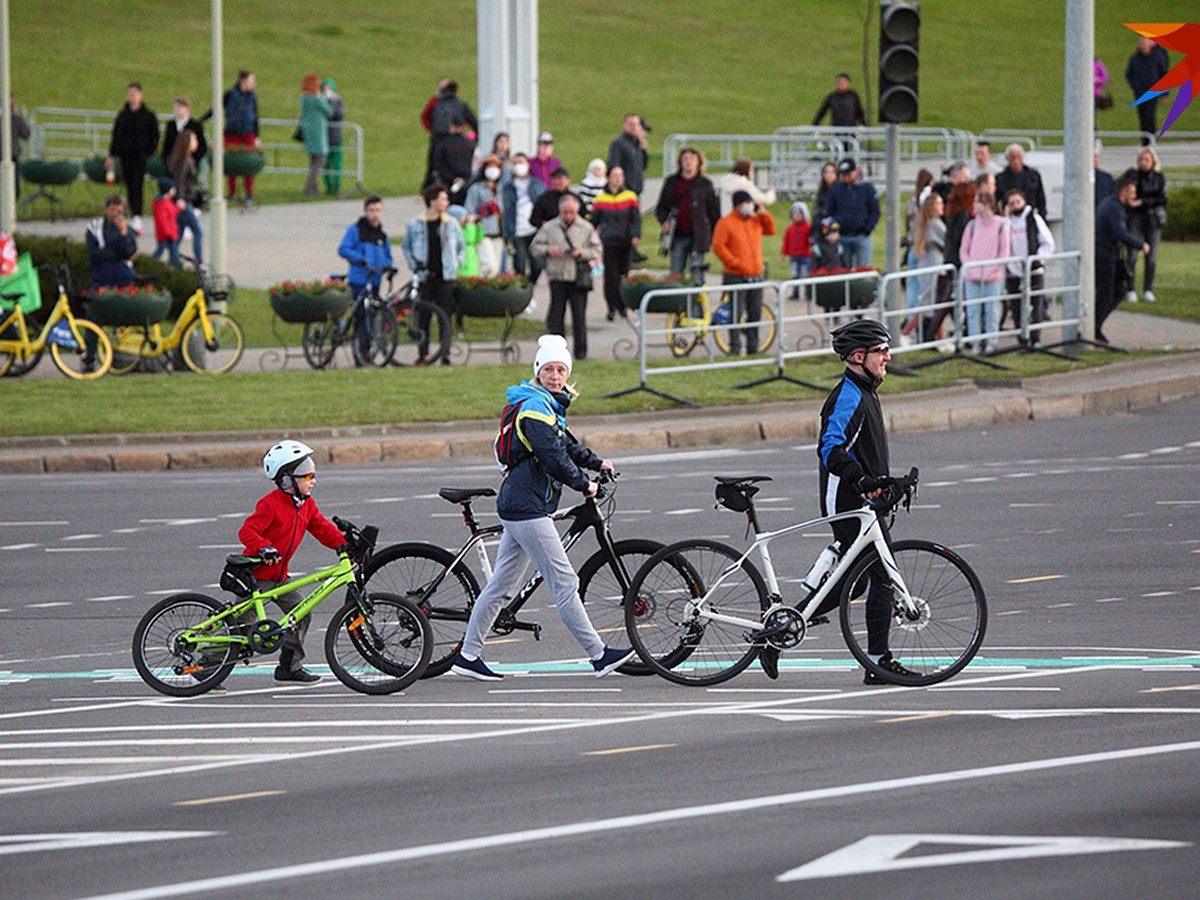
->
[26, 107, 367, 193]
[605, 257, 1085, 405]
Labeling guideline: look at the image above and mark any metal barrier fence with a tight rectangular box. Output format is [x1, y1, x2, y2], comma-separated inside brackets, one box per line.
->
[605, 257, 1084, 406]
[26, 107, 367, 193]
[662, 126, 1200, 196]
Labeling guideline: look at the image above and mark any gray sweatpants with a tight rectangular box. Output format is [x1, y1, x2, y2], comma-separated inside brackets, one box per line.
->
[254, 581, 308, 671]
[460, 515, 605, 661]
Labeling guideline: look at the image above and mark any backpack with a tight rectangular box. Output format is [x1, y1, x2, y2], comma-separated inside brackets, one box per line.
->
[493, 400, 533, 472]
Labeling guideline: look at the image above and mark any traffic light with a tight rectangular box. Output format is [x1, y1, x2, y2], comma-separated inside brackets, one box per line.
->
[879, 2, 920, 123]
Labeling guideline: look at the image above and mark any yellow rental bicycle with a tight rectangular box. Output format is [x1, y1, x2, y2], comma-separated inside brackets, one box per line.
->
[107, 260, 243, 375]
[0, 261, 113, 380]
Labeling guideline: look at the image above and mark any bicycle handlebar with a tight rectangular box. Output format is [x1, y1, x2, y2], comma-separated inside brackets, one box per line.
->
[867, 467, 920, 515]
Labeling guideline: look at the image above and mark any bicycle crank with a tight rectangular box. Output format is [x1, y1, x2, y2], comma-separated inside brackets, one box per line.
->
[753, 605, 807, 650]
[247, 618, 288, 653]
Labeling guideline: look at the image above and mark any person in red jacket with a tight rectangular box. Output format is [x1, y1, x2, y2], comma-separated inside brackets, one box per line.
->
[238, 440, 346, 684]
[711, 190, 777, 354]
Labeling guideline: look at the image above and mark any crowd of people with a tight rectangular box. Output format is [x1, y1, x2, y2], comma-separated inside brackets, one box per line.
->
[895, 136, 1166, 351]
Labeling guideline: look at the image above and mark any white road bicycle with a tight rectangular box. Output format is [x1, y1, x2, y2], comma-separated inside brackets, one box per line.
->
[623, 469, 987, 687]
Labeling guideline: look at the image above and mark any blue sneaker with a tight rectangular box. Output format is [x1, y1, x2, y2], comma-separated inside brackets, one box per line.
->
[592, 646, 636, 678]
[451, 653, 504, 681]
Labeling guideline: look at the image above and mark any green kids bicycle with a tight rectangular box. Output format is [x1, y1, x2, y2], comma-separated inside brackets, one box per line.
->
[132, 518, 432, 696]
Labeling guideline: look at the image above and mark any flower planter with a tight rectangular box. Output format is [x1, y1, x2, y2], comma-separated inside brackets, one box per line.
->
[224, 152, 266, 177]
[619, 280, 687, 314]
[19, 158, 79, 186]
[269, 288, 352, 323]
[453, 284, 532, 318]
[145, 156, 168, 179]
[83, 157, 120, 184]
[86, 290, 172, 326]
[812, 278, 877, 311]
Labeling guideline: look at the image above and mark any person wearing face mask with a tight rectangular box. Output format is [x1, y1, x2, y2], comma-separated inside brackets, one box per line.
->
[501, 153, 546, 283]
[465, 155, 506, 275]
[710, 190, 776, 355]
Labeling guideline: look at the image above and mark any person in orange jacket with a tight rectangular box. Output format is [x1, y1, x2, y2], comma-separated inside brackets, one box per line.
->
[711, 190, 776, 354]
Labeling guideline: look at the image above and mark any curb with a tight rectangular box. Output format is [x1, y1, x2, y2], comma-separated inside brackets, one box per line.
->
[3, 353, 1199, 476]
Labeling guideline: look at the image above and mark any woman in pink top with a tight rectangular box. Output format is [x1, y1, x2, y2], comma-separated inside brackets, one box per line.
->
[958, 190, 1010, 353]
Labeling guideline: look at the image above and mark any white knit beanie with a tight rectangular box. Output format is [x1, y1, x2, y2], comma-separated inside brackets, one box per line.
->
[533, 334, 572, 379]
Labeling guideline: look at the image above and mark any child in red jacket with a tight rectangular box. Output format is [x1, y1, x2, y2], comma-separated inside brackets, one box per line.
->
[238, 440, 346, 684]
[782, 201, 812, 298]
[150, 177, 181, 268]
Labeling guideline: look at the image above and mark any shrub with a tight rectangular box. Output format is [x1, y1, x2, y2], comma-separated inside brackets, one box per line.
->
[13, 233, 207, 318]
[1162, 186, 1200, 241]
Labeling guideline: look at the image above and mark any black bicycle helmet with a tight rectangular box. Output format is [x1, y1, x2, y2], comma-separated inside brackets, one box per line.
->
[830, 319, 891, 360]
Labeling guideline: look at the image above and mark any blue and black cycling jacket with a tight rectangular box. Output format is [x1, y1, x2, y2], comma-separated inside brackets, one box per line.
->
[818, 367, 889, 516]
[497, 380, 603, 521]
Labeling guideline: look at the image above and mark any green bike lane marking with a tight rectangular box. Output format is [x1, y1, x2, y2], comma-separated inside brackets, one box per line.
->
[1, 656, 1198, 682]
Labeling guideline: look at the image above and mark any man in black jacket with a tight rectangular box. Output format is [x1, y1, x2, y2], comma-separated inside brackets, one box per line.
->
[106, 83, 159, 232]
[529, 167, 578, 230]
[995, 144, 1047, 219]
[161, 97, 207, 171]
[812, 74, 867, 128]
[1125, 36, 1171, 143]
[430, 116, 476, 207]
[1094, 176, 1150, 343]
[606, 114, 649, 197]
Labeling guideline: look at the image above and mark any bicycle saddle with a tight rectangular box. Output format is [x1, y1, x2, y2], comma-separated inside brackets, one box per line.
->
[438, 487, 497, 504]
[714, 475, 773, 486]
[0, 291, 23, 302]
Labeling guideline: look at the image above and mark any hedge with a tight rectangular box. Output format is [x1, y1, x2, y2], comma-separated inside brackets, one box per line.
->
[1162, 186, 1200, 242]
[13, 233, 211, 319]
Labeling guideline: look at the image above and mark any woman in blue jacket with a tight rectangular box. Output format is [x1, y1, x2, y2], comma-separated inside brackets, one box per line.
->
[451, 335, 635, 681]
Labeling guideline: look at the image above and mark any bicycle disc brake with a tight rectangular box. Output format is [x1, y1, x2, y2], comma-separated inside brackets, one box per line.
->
[247, 618, 286, 653]
[894, 597, 930, 632]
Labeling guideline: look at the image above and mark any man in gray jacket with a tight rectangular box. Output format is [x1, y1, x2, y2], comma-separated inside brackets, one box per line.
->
[531, 194, 602, 360]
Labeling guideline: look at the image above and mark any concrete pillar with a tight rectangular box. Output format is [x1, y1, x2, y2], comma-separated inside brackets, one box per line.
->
[1062, 0, 1094, 341]
[476, 0, 539, 157]
[209, 0, 227, 278]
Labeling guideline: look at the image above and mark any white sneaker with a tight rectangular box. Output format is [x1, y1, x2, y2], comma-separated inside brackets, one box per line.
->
[1143, 290, 1156, 303]
[130, 215, 144, 236]
[1125, 290, 1138, 304]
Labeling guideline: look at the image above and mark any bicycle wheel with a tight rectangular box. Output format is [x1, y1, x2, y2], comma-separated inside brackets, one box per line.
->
[325, 591, 433, 694]
[353, 300, 398, 368]
[181, 313, 245, 374]
[840, 539, 987, 687]
[393, 298, 451, 366]
[132, 593, 238, 697]
[108, 327, 150, 376]
[365, 542, 481, 678]
[625, 539, 770, 686]
[302, 318, 340, 369]
[666, 310, 701, 358]
[712, 301, 777, 355]
[51, 319, 112, 379]
[578, 539, 666, 676]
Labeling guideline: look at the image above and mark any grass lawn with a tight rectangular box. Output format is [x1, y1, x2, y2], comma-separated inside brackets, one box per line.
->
[10, 0, 1194, 203]
[0, 346, 1166, 439]
[1118, 241, 1200, 323]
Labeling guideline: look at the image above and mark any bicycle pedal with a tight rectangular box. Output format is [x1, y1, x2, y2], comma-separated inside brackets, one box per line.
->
[532, 624, 542, 641]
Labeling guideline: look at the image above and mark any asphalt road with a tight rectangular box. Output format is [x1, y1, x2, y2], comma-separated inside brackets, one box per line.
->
[1, 399, 1198, 899]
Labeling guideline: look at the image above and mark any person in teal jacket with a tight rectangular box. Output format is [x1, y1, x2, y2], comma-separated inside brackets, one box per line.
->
[299, 73, 332, 196]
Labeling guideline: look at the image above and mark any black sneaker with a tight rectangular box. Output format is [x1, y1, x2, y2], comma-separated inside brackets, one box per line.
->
[863, 652, 916, 685]
[274, 667, 322, 685]
[591, 646, 636, 677]
[759, 645, 780, 680]
[451, 653, 504, 681]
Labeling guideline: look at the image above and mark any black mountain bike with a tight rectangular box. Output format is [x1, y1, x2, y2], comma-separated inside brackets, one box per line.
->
[365, 472, 660, 677]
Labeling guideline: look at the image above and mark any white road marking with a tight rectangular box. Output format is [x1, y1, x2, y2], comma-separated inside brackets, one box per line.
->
[0, 521, 69, 527]
[45, 548, 123, 553]
[81, 741, 1200, 900]
[61, 533, 101, 541]
[26, 602, 72, 609]
[776, 833, 1190, 881]
[84, 596, 133, 603]
[663, 508, 703, 516]
[0, 831, 215, 858]
[1, 543, 40, 551]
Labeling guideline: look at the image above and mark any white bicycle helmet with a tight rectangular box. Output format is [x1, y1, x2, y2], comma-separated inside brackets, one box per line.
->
[263, 440, 315, 482]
